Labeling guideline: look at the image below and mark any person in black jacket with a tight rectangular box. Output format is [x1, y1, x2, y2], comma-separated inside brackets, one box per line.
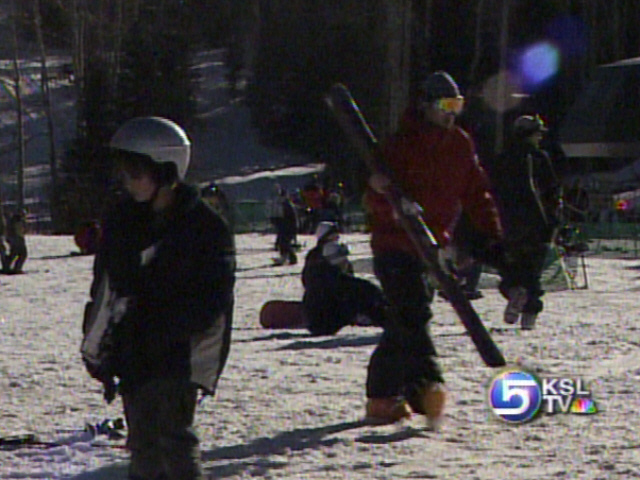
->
[270, 185, 298, 265]
[0, 201, 7, 271]
[301, 221, 387, 336]
[493, 114, 561, 330]
[4, 211, 28, 274]
[82, 117, 235, 480]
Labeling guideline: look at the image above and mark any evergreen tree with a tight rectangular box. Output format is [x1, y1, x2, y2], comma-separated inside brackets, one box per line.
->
[115, 3, 198, 128]
[55, 0, 199, 232]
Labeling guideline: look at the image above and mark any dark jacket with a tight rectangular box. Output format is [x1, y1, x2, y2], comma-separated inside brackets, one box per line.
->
[493, 140, 560, 244]
[302, 243, 385, 335]
[85, 184, 235, 395]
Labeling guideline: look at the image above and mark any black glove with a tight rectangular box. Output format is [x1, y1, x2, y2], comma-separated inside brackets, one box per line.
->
[84, 361, 118, 404]
[103, 377, 117, 404]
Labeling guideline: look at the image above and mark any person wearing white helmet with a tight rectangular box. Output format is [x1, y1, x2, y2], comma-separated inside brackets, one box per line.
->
[82, 116, 235, 480]
[300, 221, 388, 335]
[492, 114, 561, 330]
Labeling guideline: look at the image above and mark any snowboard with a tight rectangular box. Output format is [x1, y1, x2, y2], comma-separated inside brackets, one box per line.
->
[324, 83, 506, 368]
[259, 300, 309, 329]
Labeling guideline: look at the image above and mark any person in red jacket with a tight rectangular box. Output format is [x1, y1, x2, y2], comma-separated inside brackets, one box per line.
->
[363, 71, 504, 428]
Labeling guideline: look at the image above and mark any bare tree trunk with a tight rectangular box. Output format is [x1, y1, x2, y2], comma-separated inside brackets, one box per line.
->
[469, 0, 486, 85]
[380, 0, 412, 138]
[33, 0, 58, 207]
[71, 0, 87, 139]
[10, 0, 25, 212]
[110, 0, 125, 96]
[494, 0, 509, 155]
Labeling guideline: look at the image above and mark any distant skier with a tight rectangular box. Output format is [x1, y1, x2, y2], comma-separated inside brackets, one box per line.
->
[4, 211, 28, 274]
[0, 201, 7, 271]
[270, 185, 298, 265]
[201, 182, 234, 231]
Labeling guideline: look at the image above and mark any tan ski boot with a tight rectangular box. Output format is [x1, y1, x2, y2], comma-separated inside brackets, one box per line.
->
[364, 397, 412, 425]
[420, 383, 446, 431]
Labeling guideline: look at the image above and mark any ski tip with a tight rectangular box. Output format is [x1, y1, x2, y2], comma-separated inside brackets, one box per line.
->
[326, 83, 353, 105]
[487, 356, 507, 368]
[331, 82, 349, 93]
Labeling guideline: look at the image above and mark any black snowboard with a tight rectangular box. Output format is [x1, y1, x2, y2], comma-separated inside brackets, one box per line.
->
[324, 83, 506, 368]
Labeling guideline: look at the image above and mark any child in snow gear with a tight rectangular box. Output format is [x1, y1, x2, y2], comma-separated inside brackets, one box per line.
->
[301, 221, 387, 335]
[363, 71, 504, 427]
[493, 114, 561, 330]
[82, 116, 235, 480]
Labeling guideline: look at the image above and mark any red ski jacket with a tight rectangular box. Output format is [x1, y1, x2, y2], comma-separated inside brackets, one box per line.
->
[364, 109, 503, 256]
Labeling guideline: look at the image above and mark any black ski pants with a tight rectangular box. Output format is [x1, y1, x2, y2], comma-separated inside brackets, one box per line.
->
[500, 242, 550, 314]
[122, 378, 204, 480]
[366, 251, 443, 409]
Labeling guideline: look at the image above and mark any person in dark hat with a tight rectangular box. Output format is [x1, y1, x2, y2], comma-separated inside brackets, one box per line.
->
[363, 71, 504, 428]
[492, 114, 561, 330]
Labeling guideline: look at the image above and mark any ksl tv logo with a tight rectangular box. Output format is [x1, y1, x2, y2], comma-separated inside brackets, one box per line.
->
[488, 368, 598, 423]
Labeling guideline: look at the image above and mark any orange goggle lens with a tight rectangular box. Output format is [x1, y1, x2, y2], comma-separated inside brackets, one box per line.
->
[434, 96, 465, 115]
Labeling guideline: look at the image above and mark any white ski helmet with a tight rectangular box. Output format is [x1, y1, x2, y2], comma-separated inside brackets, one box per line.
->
[109, 116, 191, 180]
[315, 221, 339, 242]
[322, 241, 349, 266]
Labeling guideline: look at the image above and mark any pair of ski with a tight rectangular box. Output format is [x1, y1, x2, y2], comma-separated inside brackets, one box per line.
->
[324, 84, 506, 368]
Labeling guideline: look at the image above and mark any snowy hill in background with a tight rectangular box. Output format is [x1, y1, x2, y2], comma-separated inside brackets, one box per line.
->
[0, 48, 318, 226]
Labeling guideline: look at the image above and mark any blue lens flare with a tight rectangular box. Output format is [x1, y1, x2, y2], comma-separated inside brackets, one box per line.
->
[518, 41, 560, 89]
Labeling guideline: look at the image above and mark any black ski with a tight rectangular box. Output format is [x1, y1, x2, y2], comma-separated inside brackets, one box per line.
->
[324, 83, 506, 368]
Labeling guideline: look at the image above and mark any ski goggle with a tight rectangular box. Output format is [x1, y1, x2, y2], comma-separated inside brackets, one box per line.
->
[433, 96, 465, 115]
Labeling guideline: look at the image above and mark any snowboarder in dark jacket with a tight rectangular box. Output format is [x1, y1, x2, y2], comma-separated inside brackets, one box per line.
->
[301, 221, 387, 336]
[82, 117, 235, 480]
[493, 114, 561, 330]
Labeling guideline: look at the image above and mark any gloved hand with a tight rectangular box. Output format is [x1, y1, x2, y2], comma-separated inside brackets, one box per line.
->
[400, 197, 423, 217]
[437, 245, 456, 274]
[102, 377, 117, 404]
[85, 362, 118, 404]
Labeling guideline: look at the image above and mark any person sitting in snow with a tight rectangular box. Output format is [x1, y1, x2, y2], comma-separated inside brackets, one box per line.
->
[301, 221, 388, 336]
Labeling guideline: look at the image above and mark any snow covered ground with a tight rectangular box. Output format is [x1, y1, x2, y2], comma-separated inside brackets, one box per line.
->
[1, 233, 639, 479]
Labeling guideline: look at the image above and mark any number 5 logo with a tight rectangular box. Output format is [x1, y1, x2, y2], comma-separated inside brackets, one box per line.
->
[489, 370, 542, 423]
[494, 378, 537, 415]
